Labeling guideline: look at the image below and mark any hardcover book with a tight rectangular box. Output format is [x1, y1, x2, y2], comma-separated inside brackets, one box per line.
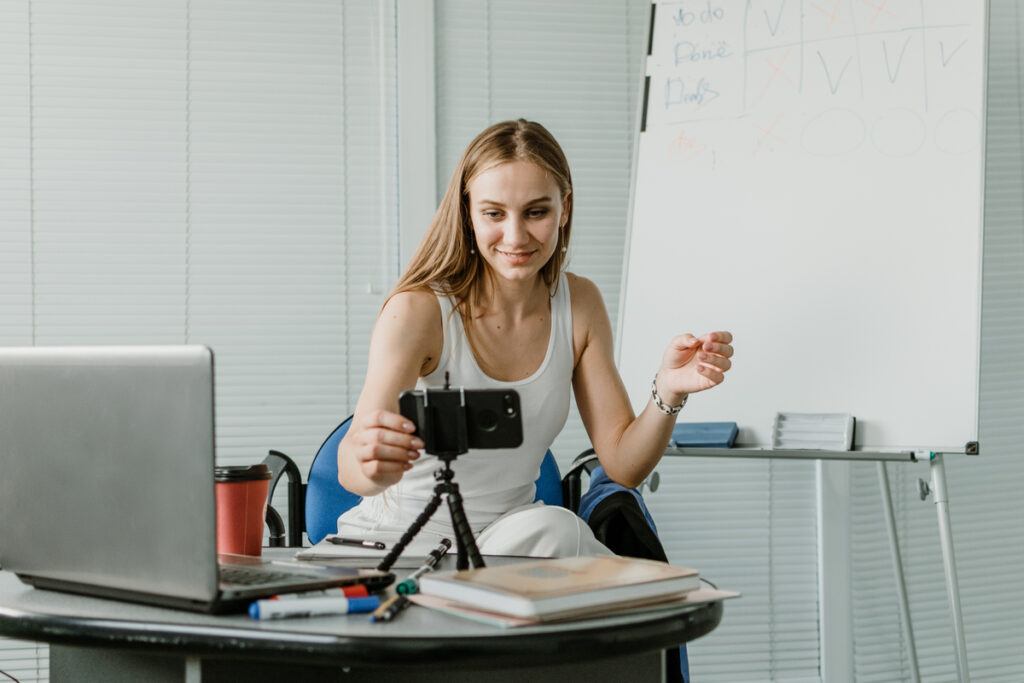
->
[417, 555, 700, 619]
[410, 587, 738, 628]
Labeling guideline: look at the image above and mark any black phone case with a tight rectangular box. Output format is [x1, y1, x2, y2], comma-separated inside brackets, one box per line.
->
[399, 388, 522, 452]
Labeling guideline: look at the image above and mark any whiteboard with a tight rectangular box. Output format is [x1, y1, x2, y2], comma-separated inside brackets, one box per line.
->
[618, 1, 985, 452]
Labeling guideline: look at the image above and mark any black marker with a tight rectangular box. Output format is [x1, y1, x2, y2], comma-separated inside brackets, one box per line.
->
[327, 536, 386, 550]
[370, 594, 411, 623]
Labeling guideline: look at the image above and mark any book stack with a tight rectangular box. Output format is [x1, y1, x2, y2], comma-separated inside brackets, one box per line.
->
[411, 555, 735, 628]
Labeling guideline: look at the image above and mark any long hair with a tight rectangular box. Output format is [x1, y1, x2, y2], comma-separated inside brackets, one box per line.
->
[391, 119, 574, 320]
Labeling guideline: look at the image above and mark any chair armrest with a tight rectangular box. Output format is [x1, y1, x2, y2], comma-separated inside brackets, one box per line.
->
[265, 505, 286, 547]
[561, 449, 600, 513]
[263, 450, 305, 547]
[561, 449, 661, 512]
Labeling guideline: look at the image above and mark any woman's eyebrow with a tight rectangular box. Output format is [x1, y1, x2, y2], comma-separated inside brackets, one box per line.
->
[477, 196, 553, 206]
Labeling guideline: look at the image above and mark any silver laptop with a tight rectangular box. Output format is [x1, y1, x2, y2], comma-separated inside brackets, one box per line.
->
[0, 345, 393, 613]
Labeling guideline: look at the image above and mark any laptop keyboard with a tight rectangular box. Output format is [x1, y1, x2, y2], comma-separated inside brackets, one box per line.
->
[219, 565, 322, 586]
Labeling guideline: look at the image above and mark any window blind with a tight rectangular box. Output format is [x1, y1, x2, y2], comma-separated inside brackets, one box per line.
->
[184, 0, 398, 467]
[0, 2, 399, 678]
[434, 2, 821, 681]
[0, 0, 33, 349]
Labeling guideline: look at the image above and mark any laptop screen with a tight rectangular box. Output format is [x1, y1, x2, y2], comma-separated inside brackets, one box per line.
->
[0, 345, 220, 603]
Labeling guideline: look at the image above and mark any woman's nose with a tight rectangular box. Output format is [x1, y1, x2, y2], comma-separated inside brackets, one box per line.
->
[503, 216, 529, 245]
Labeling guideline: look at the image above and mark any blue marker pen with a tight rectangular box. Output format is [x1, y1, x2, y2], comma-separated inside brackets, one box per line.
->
[249, 595, 380, 620]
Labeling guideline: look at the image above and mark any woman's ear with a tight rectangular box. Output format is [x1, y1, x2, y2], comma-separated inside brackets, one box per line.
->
[560, 190, 572, 226]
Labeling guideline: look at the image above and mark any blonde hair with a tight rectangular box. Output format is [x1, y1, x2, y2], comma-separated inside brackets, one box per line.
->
[391, 119, 573, 320]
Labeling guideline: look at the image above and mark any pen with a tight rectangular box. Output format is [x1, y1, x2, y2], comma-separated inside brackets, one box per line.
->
[249, 595, 380, 620]
[269, 585, 369, 600]
[327, 536, 386, 550]
[396, 538, 452, 595]
[370, 594, 411, 623]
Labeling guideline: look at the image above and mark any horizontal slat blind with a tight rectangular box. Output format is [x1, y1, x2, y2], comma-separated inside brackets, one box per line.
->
[0, 4, 43, 679]
[339, 0, 399, 410]
[185, 0, 396, 470]
[0, 0, 32, 348]
[28, 0, 188, 346]
[646, 457, 820, 682]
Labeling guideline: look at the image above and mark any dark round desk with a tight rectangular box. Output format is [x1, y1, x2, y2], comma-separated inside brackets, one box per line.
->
[0, 552, 726, 683]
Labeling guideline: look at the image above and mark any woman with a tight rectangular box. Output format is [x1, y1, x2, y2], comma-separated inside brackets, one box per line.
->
[337, 119, 733, 557]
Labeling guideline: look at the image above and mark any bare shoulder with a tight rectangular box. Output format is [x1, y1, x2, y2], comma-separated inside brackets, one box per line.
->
[565, 270, 602, 311]
[566, 272, 613, 366]
[566, 272, 608, 321]
[375, 288, 443, 372]
[380, 288, 441, 325]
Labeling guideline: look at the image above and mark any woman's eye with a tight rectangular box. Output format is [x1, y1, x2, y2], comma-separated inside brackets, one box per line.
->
[483, 210, 502, 219]
[527, 208, 548, 218]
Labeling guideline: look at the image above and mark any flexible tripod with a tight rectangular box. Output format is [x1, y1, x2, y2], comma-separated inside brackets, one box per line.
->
[376, 377, 519, 573]
[376, 456, 484, 572]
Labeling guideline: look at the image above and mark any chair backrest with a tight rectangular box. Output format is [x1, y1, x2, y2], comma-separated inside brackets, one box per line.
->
[304, 416, 564, 544]
[304, 418, 361, 545]
[534, 451, 563, 507]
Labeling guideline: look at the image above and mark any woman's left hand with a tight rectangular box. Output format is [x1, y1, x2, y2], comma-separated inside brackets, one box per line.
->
[655, 331, 734, 403]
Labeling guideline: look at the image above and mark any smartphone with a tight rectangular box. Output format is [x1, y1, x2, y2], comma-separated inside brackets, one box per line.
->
[399, 388, 523, 456]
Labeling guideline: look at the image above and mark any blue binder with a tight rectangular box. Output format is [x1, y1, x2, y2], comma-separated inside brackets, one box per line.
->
[671, 422, 738, 448]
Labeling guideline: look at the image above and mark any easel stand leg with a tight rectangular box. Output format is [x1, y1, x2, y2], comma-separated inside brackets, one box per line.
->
[930, 454, 969, 682]
[877, 462, 921, 683]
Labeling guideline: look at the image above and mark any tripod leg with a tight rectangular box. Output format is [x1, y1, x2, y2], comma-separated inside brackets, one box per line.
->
[376, 489, 444, 572]
[449, 502, 468, 571]
[446, 483, 486, 569]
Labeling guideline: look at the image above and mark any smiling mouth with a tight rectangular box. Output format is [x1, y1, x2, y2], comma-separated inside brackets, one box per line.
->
[497, 249, 535, 259]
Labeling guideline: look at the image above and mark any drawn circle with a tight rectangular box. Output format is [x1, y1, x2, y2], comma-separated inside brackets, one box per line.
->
[869, 108, 926, 157]
[934, 109, 979, 155]
[801, 109, 865, 157]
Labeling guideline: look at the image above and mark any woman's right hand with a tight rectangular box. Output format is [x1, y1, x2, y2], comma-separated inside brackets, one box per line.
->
[340, 409, 423, 491]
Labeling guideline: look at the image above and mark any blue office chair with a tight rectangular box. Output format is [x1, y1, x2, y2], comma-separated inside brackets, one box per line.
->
[263, 416, 566, 547]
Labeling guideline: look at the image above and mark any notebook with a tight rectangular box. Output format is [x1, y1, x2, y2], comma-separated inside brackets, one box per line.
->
[417, 555, 700, 618]
[0, 345, 393, 613]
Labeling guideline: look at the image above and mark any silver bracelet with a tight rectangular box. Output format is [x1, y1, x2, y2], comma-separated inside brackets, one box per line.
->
[651, 375, 687, 415]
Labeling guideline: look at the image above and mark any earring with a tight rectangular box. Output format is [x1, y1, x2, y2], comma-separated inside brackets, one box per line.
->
[470, 247, 476, 255]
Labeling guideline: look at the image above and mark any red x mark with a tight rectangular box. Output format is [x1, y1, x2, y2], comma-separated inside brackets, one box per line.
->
[810, 0, 843, 31]
[859, 0, 895, 26]
[758, 48, 796, 102]
[753, 115, 787, 154]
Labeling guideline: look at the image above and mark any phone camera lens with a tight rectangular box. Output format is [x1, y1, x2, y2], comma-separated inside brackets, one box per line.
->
[503, 394, 518, 417]
[478, 409, 498, 431]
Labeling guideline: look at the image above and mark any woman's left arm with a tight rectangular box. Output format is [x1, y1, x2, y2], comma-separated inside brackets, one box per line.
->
[570, 275, 733, 489]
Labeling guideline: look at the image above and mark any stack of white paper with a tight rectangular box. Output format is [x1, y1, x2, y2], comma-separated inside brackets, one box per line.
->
[771, 413, 854, 451]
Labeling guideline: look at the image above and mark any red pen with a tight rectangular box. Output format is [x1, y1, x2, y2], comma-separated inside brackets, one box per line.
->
[270, 585, 369, 600]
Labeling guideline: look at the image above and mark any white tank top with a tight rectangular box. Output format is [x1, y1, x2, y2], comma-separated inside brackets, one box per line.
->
[341, 273, 574, 535]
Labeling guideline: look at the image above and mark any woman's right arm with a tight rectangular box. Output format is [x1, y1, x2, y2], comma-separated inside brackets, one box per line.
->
[337, 290, 443, 496]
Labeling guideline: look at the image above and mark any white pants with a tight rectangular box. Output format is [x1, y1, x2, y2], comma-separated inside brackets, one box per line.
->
[475, 502, 612, 557]
[337, 499, 611, 558]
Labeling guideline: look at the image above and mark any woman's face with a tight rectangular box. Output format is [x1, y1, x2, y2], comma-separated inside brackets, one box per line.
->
[466, 160, 570, 286]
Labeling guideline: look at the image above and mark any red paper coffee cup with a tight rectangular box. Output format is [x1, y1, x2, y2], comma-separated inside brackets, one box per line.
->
[214, 464, 272, 557]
